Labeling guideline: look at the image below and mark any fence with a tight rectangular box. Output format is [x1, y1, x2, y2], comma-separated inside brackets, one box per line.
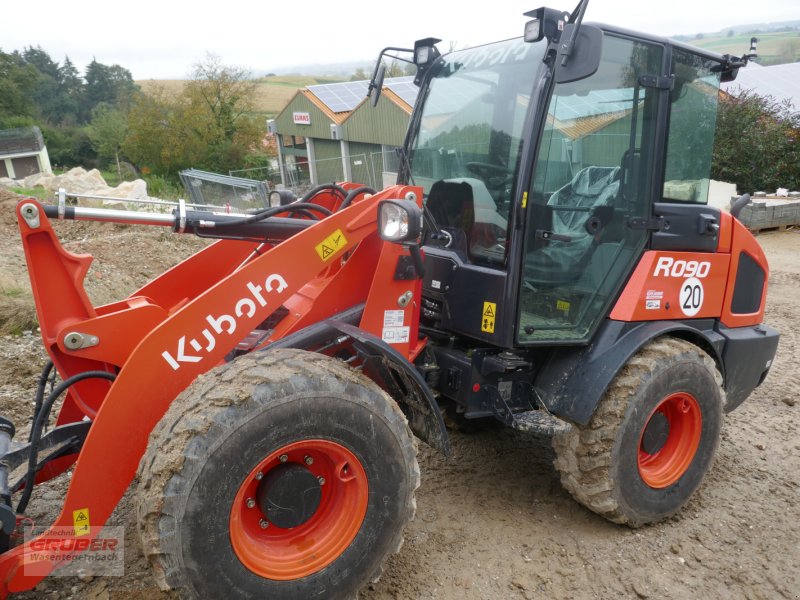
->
[277, 151, 401, 195]
[179, 169, 270, 211]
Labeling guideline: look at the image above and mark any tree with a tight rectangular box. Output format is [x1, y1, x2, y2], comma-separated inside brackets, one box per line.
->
[712, 90, 800, 193]
[83, 59, 138, 119]
[123, 89, 182, 176]
[56, 56, 83, 125]
[351, 67, 369, 81]
[124, 56, 269, 178]
[0, 50, 39, 123]
[22, 46, 59, 78]
[88, 103, 128, 179]
[385, 60, 415, 78]
[185, 54, 255, 139]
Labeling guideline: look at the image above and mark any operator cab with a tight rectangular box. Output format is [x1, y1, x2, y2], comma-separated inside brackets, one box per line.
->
[397, 13, 729, 348]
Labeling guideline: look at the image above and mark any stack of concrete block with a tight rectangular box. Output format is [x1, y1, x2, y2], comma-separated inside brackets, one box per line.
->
[736, 196, 800, 231]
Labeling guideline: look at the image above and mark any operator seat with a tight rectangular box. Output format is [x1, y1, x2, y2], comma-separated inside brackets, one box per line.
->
[525, 165, 620, 284]
[424, 180, 475, 254]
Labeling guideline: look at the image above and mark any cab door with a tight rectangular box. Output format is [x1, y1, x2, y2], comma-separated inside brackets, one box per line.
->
[518, 34, 665, 343]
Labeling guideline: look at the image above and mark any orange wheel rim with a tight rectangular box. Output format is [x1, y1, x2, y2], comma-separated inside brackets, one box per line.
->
[230, 439, 368, 580]
[637, 392, 702, 489]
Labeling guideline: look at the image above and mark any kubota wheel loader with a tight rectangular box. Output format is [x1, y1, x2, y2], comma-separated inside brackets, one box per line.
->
[0, 1, 779, 598]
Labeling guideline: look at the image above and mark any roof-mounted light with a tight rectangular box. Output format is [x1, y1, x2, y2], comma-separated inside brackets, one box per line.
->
[523, 7, 570, 43]
[413, 38, 442, 67]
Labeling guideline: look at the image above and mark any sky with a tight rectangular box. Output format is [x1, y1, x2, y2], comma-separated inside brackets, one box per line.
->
[1, 0, 797, 79]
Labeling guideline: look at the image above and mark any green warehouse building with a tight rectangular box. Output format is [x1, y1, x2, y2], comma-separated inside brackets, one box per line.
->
[270, 77, 418, 192]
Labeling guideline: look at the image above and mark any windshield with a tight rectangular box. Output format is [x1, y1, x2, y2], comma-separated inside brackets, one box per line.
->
[407, 37, 545, 266]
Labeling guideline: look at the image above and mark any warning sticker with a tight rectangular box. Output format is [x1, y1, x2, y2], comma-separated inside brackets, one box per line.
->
[315, 228, 348, 262]
[556, 300, 570, 313]
[481, 302, 496, 334]
[382, 326, 410, 344]
[383, 310, 405, 327]
[73, 508, 90, 537]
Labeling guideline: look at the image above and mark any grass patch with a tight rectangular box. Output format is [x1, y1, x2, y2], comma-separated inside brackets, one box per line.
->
[10, 187, 50, 200]
[0, 294, 37, 335]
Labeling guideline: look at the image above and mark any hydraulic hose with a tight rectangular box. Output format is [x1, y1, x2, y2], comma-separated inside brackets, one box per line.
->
[16, 370, 117, 515]
[339, 186, 376, 211]
[301, 183, 347, 203]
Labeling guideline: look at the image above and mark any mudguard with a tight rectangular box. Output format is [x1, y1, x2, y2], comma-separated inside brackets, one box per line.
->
[534, 319, 727, 426]
[268, 313, 451, 456]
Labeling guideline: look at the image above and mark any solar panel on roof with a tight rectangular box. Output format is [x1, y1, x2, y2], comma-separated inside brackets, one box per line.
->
[308, 76, 423, 113]
[722, 63, 800, 111]
[385, 76, 420, 107]
[307, 81, 371, 113]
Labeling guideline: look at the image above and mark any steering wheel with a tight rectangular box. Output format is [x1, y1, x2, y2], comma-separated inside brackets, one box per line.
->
[465, 162, 514, 187]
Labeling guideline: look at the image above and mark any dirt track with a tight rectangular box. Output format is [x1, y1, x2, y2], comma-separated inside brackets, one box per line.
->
[1, 189, 798, 599]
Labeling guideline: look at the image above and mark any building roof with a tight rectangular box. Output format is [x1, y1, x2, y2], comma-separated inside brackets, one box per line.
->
[305, 76, 419, 115]
[721, 62, 800, 110]
[0, 126, 45, 156]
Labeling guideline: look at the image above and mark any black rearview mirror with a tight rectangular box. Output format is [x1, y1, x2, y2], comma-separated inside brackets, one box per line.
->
[370, 64, 386, 107]
[554, 24, 603, 84]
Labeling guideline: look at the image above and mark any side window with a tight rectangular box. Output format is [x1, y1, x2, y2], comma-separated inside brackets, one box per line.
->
[662, 51, 721, 204]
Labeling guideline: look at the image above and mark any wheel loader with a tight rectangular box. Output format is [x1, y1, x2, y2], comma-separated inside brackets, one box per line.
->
[0, 1, 779, 597]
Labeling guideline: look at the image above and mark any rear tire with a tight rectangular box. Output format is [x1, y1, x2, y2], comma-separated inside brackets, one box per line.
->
[136, 349, 419, 599]
[553, 337, 724, 527]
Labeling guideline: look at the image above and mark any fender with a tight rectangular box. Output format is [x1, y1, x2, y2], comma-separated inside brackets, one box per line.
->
[267, 310, 451, 456]
[534, 319, 726, 426]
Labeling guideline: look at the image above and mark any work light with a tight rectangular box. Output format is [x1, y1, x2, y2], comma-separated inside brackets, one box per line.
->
[377, 199, 422, 242]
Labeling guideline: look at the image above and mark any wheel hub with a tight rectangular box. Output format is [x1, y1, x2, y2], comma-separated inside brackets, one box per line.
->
[637, 392, 703, 489]
[256, 463, 322, 529]
[640, 411, 670, 455]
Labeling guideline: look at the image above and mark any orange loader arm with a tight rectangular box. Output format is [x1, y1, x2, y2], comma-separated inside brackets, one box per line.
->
[1, 185, 425, 595]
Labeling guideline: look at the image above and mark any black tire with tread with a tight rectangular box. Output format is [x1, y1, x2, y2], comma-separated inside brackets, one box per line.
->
[553, 337, 725, 527]
[136, 349, 419, 600]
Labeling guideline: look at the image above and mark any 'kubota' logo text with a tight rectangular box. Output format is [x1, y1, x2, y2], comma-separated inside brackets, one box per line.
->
[653, 257, 711, 278]
[162, 273, 288, 370]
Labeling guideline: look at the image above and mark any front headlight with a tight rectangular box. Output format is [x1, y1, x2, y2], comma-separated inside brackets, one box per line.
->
[377, 199, 422, 243]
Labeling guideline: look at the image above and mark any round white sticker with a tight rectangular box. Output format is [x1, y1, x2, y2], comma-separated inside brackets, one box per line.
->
[679, 277, 704, 317]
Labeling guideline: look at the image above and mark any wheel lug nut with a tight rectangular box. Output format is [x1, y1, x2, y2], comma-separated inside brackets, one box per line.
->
[279, 454, 288, 463]
[304, 455, 314, 465]
[259, 519, 269, 529]
[318, 476, 326, 486]
[246, 498, 255, 509]
[255, 471, 263, 480]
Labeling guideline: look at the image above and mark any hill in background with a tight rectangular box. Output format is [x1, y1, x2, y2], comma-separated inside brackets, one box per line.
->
[676, 21, 800, 65]
[136, 74, 345, 118]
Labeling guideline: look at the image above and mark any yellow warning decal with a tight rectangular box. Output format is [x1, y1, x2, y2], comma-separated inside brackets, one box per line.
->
[521, 191, 528, 209]
[315, 228, 348, 262]
[556, 300, 570, 313]
[481, 301, 496, 334]
[73, 508, 90, 537]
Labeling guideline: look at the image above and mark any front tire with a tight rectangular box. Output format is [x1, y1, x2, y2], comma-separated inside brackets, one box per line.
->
[136, 349, 419, 599]
[553, 337, 724, 527]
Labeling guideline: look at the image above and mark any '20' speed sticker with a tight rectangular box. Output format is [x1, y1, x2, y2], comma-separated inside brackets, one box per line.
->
[680, 277, 704, 317]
